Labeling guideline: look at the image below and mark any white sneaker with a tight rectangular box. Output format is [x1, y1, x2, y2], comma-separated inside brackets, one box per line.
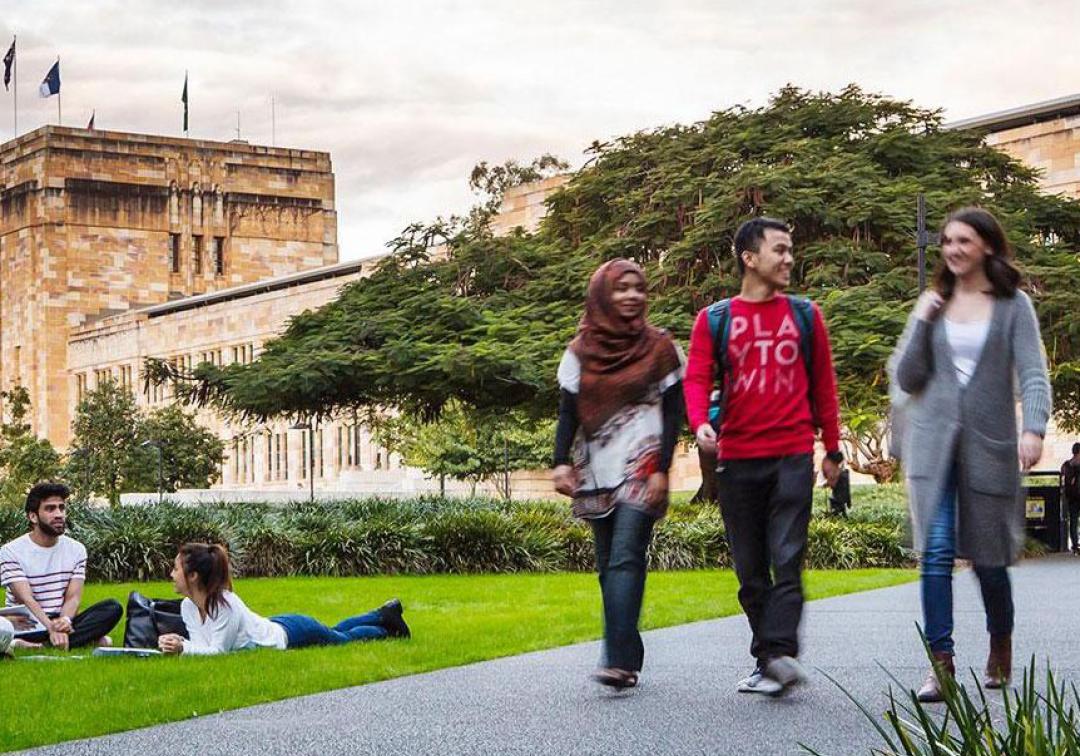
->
[736, 665, 766, 693]
[738, 665, 783, 695]
[763, 655, 807, 697]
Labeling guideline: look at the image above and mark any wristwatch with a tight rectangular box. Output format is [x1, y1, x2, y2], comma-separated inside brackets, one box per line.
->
[825, 450, 844, 465]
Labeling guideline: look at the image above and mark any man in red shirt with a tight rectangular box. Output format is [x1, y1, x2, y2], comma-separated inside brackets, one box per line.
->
[684, 217, 842, 696]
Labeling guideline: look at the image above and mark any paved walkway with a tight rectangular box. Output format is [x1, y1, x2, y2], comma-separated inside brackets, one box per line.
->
[22, 556, 1080, 756]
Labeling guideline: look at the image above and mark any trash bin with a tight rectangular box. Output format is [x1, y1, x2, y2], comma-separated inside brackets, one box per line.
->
[1023, 470, 1066, 552]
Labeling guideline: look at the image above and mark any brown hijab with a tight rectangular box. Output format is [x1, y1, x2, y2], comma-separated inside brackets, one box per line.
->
[569, 259, 681, 437]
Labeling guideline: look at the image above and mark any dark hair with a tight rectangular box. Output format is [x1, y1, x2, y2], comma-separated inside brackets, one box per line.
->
[933, 207, 1021, 299]
[179, 543, 233, 618]
[25, 482, 70, 515]
[732, 217, 791, 275]
[1073, 442, 1080, 455]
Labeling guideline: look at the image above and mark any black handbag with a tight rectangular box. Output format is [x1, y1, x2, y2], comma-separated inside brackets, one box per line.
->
[122, 591, 188, 649]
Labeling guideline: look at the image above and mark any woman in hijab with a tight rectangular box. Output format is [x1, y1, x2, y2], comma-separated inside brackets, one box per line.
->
[552, 259, 684, 689]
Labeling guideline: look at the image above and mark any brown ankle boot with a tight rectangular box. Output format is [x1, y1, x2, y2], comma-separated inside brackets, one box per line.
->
[916, 651, 955, 703]
[984, 634, 1011, 689]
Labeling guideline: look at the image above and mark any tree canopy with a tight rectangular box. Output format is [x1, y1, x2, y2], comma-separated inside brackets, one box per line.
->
[147, 85, 1080, 475]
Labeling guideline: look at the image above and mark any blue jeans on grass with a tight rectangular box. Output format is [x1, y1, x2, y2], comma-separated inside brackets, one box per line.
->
[921, 467, 1014, 654]
[270, 610, 387, 649]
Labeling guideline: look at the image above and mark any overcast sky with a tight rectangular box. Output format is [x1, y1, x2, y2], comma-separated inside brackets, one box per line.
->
[2, 0, 1078, 260]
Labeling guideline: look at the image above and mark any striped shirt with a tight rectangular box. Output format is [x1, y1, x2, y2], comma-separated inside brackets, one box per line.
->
[0, 534, 87, 615]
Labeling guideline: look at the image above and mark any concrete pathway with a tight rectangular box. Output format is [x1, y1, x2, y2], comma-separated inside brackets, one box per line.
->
[21, 556, 1080, 756]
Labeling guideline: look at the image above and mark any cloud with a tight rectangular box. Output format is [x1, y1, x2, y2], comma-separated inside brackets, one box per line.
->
[2, 0, 1078, 256]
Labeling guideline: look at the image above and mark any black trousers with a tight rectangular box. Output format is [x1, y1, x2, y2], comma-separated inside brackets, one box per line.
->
[717, 453, 814, 665]
[21, 598, 123, 648]
[1068, 497, 1080, 552]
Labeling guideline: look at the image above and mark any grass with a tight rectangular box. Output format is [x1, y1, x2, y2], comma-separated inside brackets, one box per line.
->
[1, 568, 916, 752]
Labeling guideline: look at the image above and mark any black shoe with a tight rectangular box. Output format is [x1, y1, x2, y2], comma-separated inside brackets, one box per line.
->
[378, 599, 410, 638]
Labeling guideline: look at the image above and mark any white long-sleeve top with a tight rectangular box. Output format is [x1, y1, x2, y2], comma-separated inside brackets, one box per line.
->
[180, 590, 288, 655]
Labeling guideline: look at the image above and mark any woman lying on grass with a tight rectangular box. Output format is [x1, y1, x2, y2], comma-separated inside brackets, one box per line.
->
[157, 543, 410, 655]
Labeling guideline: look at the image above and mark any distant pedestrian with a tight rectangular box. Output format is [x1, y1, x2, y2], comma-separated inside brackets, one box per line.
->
[552, 259, 684, 690]
[683, 218, 843, 697]
[893, 207, 1051, 702]
[1062, 443, 1080, 555]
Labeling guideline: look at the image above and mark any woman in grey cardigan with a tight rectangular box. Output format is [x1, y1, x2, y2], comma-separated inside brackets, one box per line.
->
[894, 207, 1051, 703]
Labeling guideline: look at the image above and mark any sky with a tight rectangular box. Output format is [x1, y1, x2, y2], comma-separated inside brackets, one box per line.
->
[2, 0, 1079, 260]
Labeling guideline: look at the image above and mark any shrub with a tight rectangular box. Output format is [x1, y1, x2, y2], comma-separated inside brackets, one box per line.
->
[1, 495, 913, 581]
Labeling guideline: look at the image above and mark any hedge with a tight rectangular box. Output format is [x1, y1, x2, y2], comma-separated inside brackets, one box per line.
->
[0, 492, 912, 582]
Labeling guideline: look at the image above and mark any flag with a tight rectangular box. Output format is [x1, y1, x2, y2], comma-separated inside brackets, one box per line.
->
[87, 110, 95, 130]
[181, 73, 188, 132]
[39, 60, 59, 98]
[2, 38, 13, 91]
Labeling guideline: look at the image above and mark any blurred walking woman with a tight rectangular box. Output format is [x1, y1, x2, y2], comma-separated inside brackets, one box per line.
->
[893, 207, 1051, 702]
[552, 259, 684, 689]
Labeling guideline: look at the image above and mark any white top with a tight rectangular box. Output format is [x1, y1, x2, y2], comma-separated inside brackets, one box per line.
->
[0, 534, 87, 614]
[180, 590, 288, 655]
[557, 348, 683, 496]
[944, 318, 990, 387]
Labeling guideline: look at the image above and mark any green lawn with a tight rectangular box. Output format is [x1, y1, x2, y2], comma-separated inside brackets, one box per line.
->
[1, 568, 915, 752]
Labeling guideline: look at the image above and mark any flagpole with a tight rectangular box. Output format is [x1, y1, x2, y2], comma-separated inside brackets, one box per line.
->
[271, 95, 275, 147]
[56, 57, 60, 125]
[12, 35, 16, 137]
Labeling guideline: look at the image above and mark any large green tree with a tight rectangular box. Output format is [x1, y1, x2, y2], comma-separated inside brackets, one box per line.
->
[0, 387, 62, 506]
[67, 380, 224, 504]
[147, 86, 1080, 481]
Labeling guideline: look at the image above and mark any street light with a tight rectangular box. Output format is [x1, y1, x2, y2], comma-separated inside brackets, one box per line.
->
[290, 419, 316, 502]
[140, 440, 164, 504]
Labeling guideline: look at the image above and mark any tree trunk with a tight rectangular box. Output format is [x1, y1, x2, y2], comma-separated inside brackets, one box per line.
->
[690, 445, 719, 504]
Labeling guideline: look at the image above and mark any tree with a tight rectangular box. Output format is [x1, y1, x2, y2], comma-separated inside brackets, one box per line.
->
[0, 386, 62, 506]
[67, 378, 142, 506]
[372, 402, 553, 497]
[146, 86, 1080, 483]
[127, 405, 225, 494]
[67, 380, 224, 504]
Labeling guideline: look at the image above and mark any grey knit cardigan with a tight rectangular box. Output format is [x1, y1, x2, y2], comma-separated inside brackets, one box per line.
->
[893, 290, 1052, 566]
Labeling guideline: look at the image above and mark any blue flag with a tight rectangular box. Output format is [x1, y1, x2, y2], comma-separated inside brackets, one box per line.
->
[39, 60, 59, 98]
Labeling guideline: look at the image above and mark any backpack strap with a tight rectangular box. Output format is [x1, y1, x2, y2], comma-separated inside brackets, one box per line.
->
[706, 299, 731, 431]
[787, 295, 817, 412]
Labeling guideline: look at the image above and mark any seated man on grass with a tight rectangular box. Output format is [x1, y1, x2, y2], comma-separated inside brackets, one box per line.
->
[0, 482, 121, 650]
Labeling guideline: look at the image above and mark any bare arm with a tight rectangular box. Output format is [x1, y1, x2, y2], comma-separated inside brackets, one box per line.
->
[57, 577, 84, 626]
[7, 580, 55, 629]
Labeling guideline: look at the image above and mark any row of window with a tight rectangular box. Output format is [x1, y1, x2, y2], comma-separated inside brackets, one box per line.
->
[169, 234, 226, 276]
[230, 426, 393, 484]
[74, 344, 257, 404]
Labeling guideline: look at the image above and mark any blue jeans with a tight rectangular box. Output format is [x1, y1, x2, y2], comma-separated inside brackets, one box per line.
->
[590, 505, 655, 672]
[270, 610, 388, 649]
[921, 467, 1014, 654]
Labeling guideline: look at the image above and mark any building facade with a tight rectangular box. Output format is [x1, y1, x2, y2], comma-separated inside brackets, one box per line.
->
[0, 126, 336, 447]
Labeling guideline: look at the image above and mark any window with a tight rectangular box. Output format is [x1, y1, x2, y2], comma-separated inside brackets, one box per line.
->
[233, 439, 240, 480]
[119, 365, 133, 391]
[75, 373, 87, 402]
[213, 237, 225, 276]
[300, 431, 308, 480]
[169, 234, 180, 273]
[193, 235, 203, 274]
[317, 429, 325, 478]
[265, 432, 273, 482]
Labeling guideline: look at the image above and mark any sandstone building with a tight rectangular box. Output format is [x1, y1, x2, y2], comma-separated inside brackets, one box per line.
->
[0, 126, 337, 448]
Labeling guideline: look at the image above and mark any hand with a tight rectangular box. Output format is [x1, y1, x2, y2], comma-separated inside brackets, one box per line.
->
[12, 638, 43, 649]
[158, 633, 185, 654]
[821, 457, 842, 489]
[49, 630, 69, 651]
[695, 424, 717, 454]
[552, 464, 578, 497]
[914, 290, 944, 322]
[51, 616, 73, 634]
[1019, 431, 1043, 471]
[644, 471, 669, 508]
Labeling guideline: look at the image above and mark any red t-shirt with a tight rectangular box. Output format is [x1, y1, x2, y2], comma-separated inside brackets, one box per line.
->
[684, 295, 841, 461]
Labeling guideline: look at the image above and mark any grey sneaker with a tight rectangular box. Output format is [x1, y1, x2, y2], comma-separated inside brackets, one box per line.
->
[762, 655, 807, 697]
[734, 665, 777, 695]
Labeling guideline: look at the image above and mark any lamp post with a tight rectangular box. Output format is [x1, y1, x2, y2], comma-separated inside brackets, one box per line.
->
[140, 440, 164, 504]
[290, 419, 316, 502]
